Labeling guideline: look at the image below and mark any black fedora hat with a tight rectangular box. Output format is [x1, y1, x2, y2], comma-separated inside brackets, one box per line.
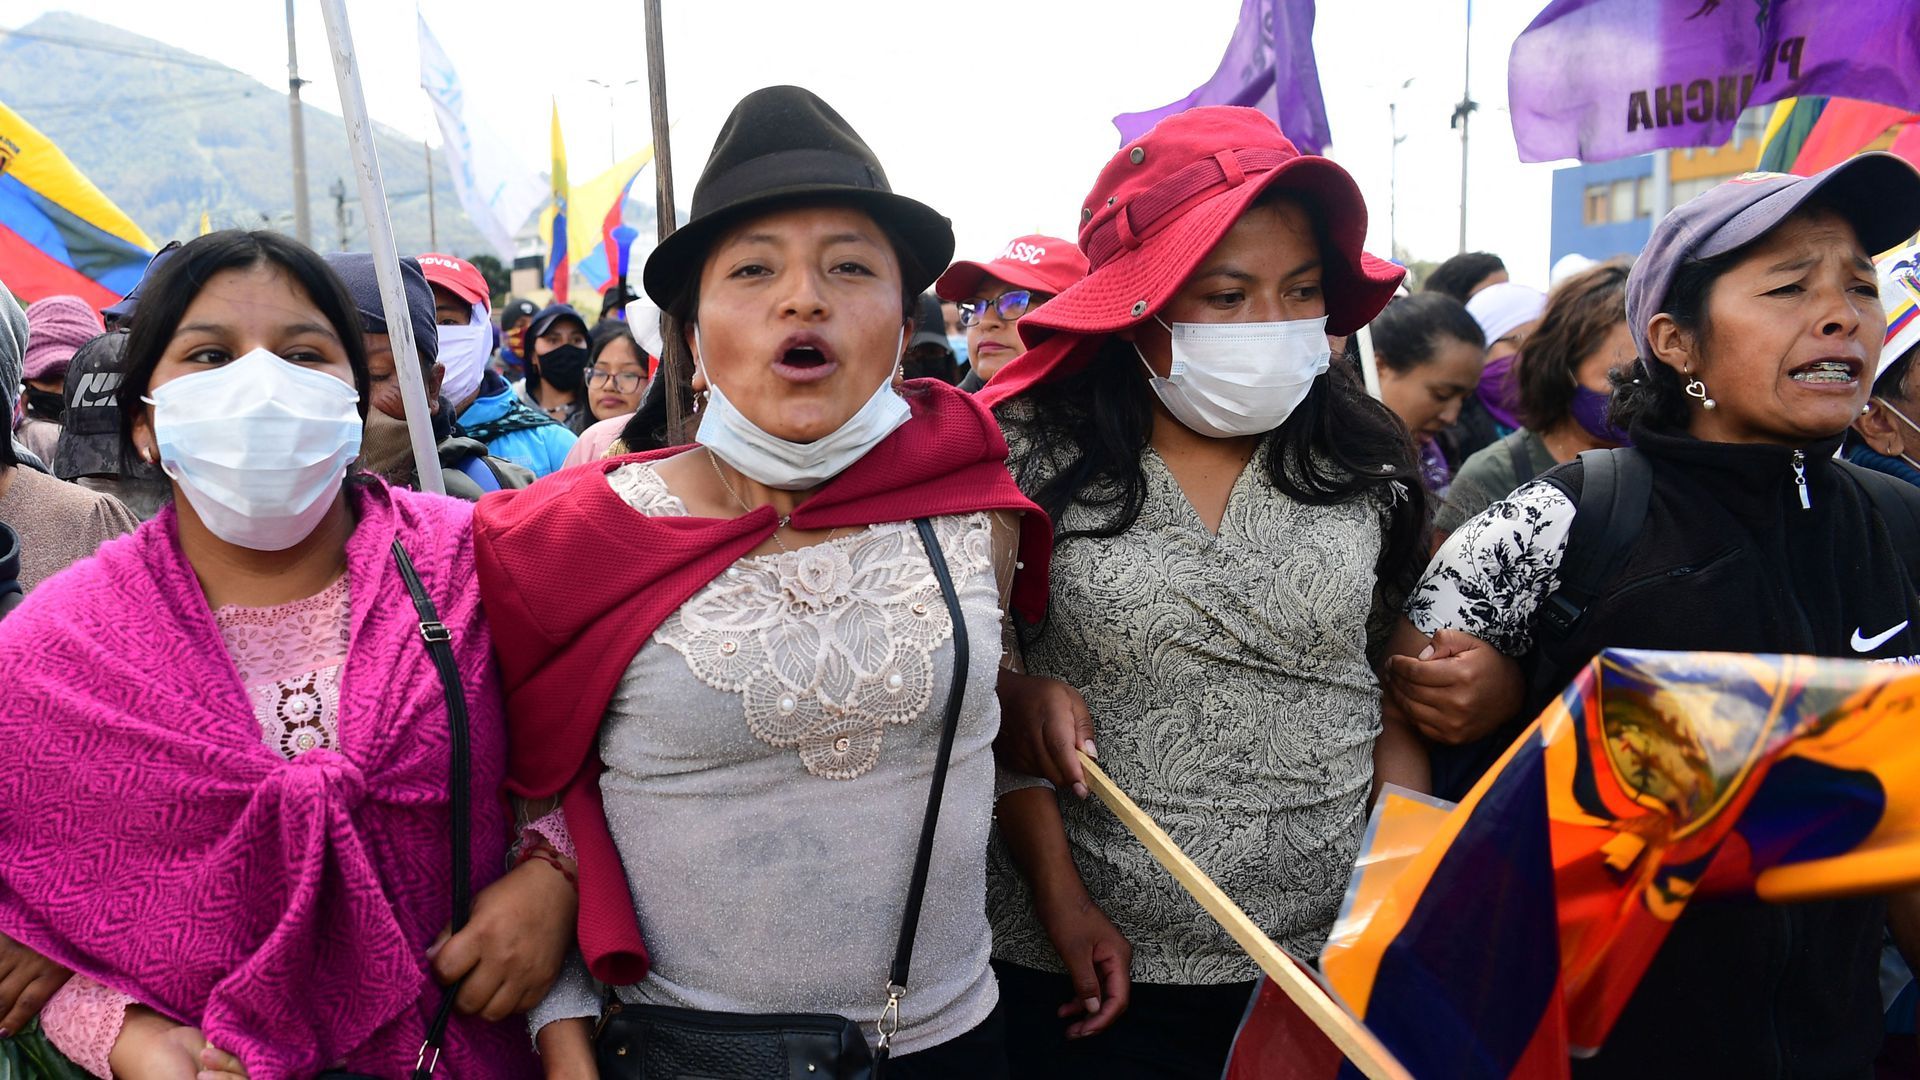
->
[642, 86, 954, 315]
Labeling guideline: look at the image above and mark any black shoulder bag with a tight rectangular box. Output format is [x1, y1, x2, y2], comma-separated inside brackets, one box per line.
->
[321, 540, 472, 1079]
[0, 523, 24, 621]
[593, 518, 971, 1080]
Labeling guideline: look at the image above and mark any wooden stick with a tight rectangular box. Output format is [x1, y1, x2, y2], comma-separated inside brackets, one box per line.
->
[1077, 752, 1412, 1080]
[641, 0, 692, 446]
[317, 0, 444, 494]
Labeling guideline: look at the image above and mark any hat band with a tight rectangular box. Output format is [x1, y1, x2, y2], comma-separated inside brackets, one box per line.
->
[1083, 147, 1292, 270]
[693, 148, 887, 218]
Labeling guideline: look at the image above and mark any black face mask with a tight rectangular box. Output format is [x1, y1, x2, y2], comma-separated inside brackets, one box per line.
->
[536, 344, 590, 391]
[24, 386, 64, 422]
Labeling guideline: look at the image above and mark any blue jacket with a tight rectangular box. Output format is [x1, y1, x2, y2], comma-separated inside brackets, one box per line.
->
[456, 377, 577, 478]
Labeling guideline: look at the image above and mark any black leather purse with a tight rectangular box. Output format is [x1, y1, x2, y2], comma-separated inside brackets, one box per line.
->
[319, 540, 473, 1080]
[594, 518, 971, 1080]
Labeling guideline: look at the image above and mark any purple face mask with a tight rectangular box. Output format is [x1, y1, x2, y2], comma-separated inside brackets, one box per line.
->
[1476, 353, 1524, 431]
[1569, 385, 1630, 446]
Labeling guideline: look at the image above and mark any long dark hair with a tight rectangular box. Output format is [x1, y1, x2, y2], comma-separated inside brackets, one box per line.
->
[1013, 333, 1429, 581]
[1371, 293, 1484, 373]
[118, 230, 371, 467]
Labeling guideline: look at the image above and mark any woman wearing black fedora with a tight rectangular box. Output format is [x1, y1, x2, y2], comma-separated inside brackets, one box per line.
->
[474, 86, 1086, 1079]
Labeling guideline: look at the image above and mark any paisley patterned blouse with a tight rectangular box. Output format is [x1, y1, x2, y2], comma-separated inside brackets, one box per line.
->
[987, 404, 1404, 984]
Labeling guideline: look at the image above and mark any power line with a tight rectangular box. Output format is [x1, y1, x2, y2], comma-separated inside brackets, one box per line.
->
[13, 88, 259, 118]
[0, 27, 234, 73]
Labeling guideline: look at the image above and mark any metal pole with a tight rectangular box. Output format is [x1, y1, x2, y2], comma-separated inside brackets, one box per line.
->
[643, 0, 690, 444]
[285, 0, 312, 245]
[1649, 149, 1671, 227]
[425, 140, 438, 250]
[318, 0, 445, 495]
[1389, 102, 1399, 259]
[1454, 0, 1473, 254]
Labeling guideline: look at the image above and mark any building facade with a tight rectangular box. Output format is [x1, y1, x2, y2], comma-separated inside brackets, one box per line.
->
[1549, 111, 1772, 267]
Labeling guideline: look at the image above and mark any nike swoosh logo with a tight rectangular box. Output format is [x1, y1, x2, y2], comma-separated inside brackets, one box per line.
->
[1852, 620, 1911, 653]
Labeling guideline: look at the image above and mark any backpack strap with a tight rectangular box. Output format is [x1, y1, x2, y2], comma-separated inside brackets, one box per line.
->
[1836, 458, 1920, 583]
[1501, 429, 1537, 492]
[1536, 447, 1654, 644]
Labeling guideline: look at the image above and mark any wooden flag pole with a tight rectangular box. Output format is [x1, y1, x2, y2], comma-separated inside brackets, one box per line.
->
[642, 0, 692, 446]
[1077, 753, 1413, 1080]
[317, 0, 444, 494]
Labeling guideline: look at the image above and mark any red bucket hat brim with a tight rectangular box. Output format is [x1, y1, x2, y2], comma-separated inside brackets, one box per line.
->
[1019, 154, 1400, 348]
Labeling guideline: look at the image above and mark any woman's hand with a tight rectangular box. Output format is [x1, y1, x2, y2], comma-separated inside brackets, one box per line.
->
[1381, 624, 1525, 746]
[1035, 889, 1132, 1039]
[430, 856, 580, 1022]
[0, 932, 70, 1037]
[534, 1017, 597, 1079]
[107, 1008, 246, 1080]
[995, 671, 1097, 799]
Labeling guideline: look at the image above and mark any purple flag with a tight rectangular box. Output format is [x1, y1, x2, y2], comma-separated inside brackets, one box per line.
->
[1113, 0, 1331, 154]
[1509, 0, 1920, 163]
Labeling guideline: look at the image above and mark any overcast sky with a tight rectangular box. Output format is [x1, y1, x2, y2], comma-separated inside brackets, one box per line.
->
[5, 0, 1569, 285]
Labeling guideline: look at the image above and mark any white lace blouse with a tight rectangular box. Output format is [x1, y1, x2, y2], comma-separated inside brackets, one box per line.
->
[530, 461, 1027, 1056]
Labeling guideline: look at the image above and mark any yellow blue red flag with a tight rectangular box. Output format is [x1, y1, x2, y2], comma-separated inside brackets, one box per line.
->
[1315, 648, 1920, 1077]
[0, 99, 155, 308]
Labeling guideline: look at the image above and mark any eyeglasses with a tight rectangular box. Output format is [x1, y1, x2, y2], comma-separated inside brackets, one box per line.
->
[585, 367, 644, 393]
[957, 290, 1034, 327]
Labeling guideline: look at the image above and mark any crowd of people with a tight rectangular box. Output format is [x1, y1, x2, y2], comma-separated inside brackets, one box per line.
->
[0, 79, 1918, 1080]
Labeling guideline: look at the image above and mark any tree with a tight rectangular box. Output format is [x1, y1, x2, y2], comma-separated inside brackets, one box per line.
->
[469, 253, 510, 308]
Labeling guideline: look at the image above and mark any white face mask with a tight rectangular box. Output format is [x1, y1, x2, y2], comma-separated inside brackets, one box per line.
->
[1137, 314, 1332, 438]
[437, 304, 494, 408]
[693, 325, 911, 490]
[148, 348, 363, 551]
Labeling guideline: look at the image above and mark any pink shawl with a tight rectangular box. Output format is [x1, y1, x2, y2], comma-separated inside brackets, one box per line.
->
[0, 482, 535, 1078]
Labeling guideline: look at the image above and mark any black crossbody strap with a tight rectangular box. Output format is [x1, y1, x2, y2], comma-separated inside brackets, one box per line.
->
[391, 539, 472, 1078]
[873, 519, 970, 1059]
[1537, 447, 1653, 642]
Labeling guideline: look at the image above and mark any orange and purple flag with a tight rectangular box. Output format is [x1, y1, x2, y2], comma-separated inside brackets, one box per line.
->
[1315, 648, 1920, 1076]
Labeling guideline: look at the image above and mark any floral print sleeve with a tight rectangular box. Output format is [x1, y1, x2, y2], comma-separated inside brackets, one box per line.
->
[1406, 480, 1576, 657]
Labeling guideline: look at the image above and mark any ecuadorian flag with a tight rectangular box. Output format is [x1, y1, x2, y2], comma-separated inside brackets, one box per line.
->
[0, 100, 154, 307]
[1316, 649, 1920, 1078]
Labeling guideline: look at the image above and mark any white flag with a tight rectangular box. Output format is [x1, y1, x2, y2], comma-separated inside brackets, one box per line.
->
[418, 14, 546, 262]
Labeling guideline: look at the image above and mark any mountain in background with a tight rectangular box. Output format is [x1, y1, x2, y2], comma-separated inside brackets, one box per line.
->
[0, 11, 493, 257]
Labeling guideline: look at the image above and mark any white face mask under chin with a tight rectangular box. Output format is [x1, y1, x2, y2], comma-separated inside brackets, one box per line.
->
[148, 348, 363, 551]
[1137, 314, 1332, 438]
[693, 325, 912, 490]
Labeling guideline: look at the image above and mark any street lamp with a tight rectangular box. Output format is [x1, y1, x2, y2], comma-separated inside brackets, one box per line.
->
[587, 77, 642, 164]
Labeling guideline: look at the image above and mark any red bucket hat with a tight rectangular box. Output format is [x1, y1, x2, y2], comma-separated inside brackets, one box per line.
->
[935, 234, 1089, 302]
[982, 108, 1402, 407]
[1026, 106, 1397, 342]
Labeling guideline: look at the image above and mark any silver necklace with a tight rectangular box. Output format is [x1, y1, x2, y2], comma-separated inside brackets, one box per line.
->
[708, 448, 832, 553]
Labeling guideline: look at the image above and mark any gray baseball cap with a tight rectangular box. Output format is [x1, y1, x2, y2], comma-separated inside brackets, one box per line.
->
[53, 330, 162, 481]
[1625, 152, 1920, 358]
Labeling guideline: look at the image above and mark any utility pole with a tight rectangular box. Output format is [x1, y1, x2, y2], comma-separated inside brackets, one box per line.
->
[1450, 0, 1476, 254]
[331, 178, 349, 251]
[1389, 78, 1415, 261]
[285, 0, 312, 245]
[425, 141, 438, 250]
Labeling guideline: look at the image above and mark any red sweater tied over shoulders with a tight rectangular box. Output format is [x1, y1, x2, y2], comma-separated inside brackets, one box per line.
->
[473, 380, 1050, 985]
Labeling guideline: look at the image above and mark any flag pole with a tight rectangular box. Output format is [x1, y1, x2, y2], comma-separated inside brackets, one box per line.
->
[1079, 753, 1413, 1080]
[642, 0, 691, 445]
[318, 0, 445, 494]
